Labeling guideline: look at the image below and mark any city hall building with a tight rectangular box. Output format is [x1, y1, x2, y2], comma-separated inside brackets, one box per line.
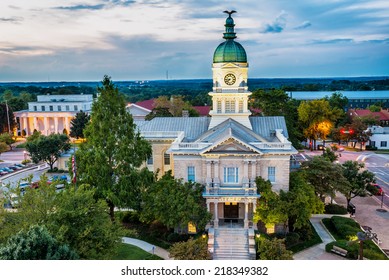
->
[135, 12, 296, 259]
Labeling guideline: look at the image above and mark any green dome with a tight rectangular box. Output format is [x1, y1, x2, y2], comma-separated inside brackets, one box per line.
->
[213, 11, 247, 63]
[213, 40, 247, 63]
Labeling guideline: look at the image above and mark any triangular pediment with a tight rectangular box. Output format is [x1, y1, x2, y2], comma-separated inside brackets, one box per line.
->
[221, 62, 240, 68]
[201, 136, 261, 155]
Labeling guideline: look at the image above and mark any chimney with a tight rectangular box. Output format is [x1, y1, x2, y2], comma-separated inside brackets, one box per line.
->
[182, 110, 189, 118]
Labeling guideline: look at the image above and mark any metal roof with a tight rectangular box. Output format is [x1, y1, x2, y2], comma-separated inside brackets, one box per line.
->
[250, 116, 289, 140]
[136, 117, 210, 141]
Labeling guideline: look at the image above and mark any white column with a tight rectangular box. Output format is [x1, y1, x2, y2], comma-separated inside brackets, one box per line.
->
[19, 117, 24, 136]
[33, 117, 38, 131]
[243, 98, 248, 112]
[44, 117, 49, 135]
[213, 98, 217, 112]
[251, 160, 257, 180]
[214, 160, 219, 184]
[244, 201, 249, 229]
[66, 117, 71, 134]
[54, 117, 59, 134]
[206, 201, 210, 212]
[206, 160, 212, 179]
[23, 117, 28, 136]
[214, 201, 219, 229]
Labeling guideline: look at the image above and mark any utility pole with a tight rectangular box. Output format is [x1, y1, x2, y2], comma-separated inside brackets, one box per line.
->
[5, 100, 11, 134]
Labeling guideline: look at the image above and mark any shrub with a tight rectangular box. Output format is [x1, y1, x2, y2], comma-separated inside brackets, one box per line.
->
[324, 204, 348, 214]
[120, 211, 141, 225]
[21, 159, 31, 165]
[166, 233, 190, 243]
[285, 232, 300, 247]
[365, 145, 377, 151]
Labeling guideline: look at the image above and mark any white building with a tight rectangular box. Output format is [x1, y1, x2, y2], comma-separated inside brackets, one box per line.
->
[14, 94, 93, 136]
[134, 12, 296, 259]
[368, 126, 389, 149]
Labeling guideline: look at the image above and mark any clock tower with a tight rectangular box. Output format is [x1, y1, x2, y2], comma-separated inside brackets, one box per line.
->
[209, 11, 252, 129]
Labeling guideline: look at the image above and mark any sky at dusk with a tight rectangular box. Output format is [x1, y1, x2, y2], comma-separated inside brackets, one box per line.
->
[1, 0, 388, 82]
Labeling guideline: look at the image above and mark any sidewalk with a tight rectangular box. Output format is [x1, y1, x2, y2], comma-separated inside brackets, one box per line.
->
[122, 237, 173, 260]
[293, 215, 345, 260]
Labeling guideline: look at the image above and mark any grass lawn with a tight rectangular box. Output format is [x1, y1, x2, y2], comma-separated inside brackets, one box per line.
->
[112, 243, 162, 260]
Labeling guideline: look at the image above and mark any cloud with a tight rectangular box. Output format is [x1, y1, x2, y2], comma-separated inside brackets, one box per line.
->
[0, 17, 23, 24]
[107, 0, 136, 7]
[55, 4, 106, 11]
[261, 11, 287, 33]
[294, 21, 312, 30]
[311, 38, 354, 44]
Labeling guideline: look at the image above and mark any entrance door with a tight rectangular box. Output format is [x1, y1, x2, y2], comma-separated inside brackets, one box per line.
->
[224, 202, 239, 219]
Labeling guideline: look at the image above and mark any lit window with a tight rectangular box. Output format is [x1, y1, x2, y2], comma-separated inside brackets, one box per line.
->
[187, 166, 195, 182]
[217, 100, 222, 113]
[224, 167, 238, 183]
[239, 100, 243, 113]
[268, 167, 276, 183]
[164, 153, 170, 165]
[225, 100, 235, 113]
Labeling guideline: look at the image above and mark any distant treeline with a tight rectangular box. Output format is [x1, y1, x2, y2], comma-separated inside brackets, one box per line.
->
[1, 77, 389, 106]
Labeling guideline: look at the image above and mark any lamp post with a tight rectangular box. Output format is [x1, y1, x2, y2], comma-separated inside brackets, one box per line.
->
[356, 231, 377, 260]
[5, 100, 11, 134]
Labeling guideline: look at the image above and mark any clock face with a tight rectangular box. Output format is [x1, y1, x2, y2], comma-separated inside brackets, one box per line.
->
[224, 73, 236, 85]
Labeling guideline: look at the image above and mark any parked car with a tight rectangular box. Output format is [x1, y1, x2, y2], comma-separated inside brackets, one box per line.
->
[3, 167, 13, 172]
[0, 169, 9, 175]
[12, 164, 22, 170]
[15, 163, 26, 168]
[373, 184, 383, 196]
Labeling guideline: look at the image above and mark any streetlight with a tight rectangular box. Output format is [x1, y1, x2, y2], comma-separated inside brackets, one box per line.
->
[23, 151, 27, 161]
[356, 231, 377, 260]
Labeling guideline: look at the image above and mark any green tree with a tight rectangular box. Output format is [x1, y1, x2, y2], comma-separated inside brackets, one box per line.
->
[1, 89, 13, 101]
[253, 177, 288, 230]
[0, 225, 78, 260]
[76, 75, 152, 220]
[298, 99, 343, 150]
[26, 130, 42, 142]
[257, 238, 293, 260]
[0, 142, 7, 156]
[0, 178, 122, 260]
[50, 185, 123, 259]
[0, 133, 16, 150]
[301, 156, 349, 202]
[340, 161, 375, 207]
[69, 111, 90, 139]
[322, 147, 338, 162]
[325, 92, 348, 111]
[141, 172, 211, 231]
[283, 172, 324, 230]
[169, 237, 210, 260]
[0, 103, 16, 134]
[25, 133, 71, 170]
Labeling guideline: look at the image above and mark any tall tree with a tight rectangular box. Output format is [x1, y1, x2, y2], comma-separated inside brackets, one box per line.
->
[0, 103, 16, 134]
[340, 161, 375, 207]
[76, 75, 152, 220]
[0, 142, 7, 156]
[69, 111, 90, 139]
[145, 95, 199, 120]
[301, 156, 349, 202]
[25, 133, 71, 170]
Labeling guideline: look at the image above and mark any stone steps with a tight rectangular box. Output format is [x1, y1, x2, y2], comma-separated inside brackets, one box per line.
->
[212, 228, 250, 260]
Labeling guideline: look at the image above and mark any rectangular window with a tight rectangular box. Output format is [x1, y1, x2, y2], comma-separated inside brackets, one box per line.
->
[381, 141, 387, 147]
[33, 106, 37, 111]
[223, 167, 238, 184]
[74, 105, 78, 111]
[371, 141, 376, 147]
[41, 106, 45, 111]
[187, 166, 195, 182]
[217, 100, 222, 113]
[268, 167, 276, 183]
[49, 105, 53, 111]
[164, 153, 170, 165]
[58, 105, 61, 111]
[225, 100, 235, 113]
[147, 156, 153, 165]
[66, 105, 70, 111]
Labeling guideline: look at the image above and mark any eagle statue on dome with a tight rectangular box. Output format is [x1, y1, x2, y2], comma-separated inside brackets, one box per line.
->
[223, 10, 237, 16]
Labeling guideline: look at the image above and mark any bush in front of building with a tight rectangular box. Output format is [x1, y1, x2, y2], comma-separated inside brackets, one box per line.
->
[324, 204, 348, 215]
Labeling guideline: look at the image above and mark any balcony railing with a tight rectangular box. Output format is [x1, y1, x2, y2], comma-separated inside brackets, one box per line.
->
[204, 183, 258, 196]
[250, 142, 292, 150]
